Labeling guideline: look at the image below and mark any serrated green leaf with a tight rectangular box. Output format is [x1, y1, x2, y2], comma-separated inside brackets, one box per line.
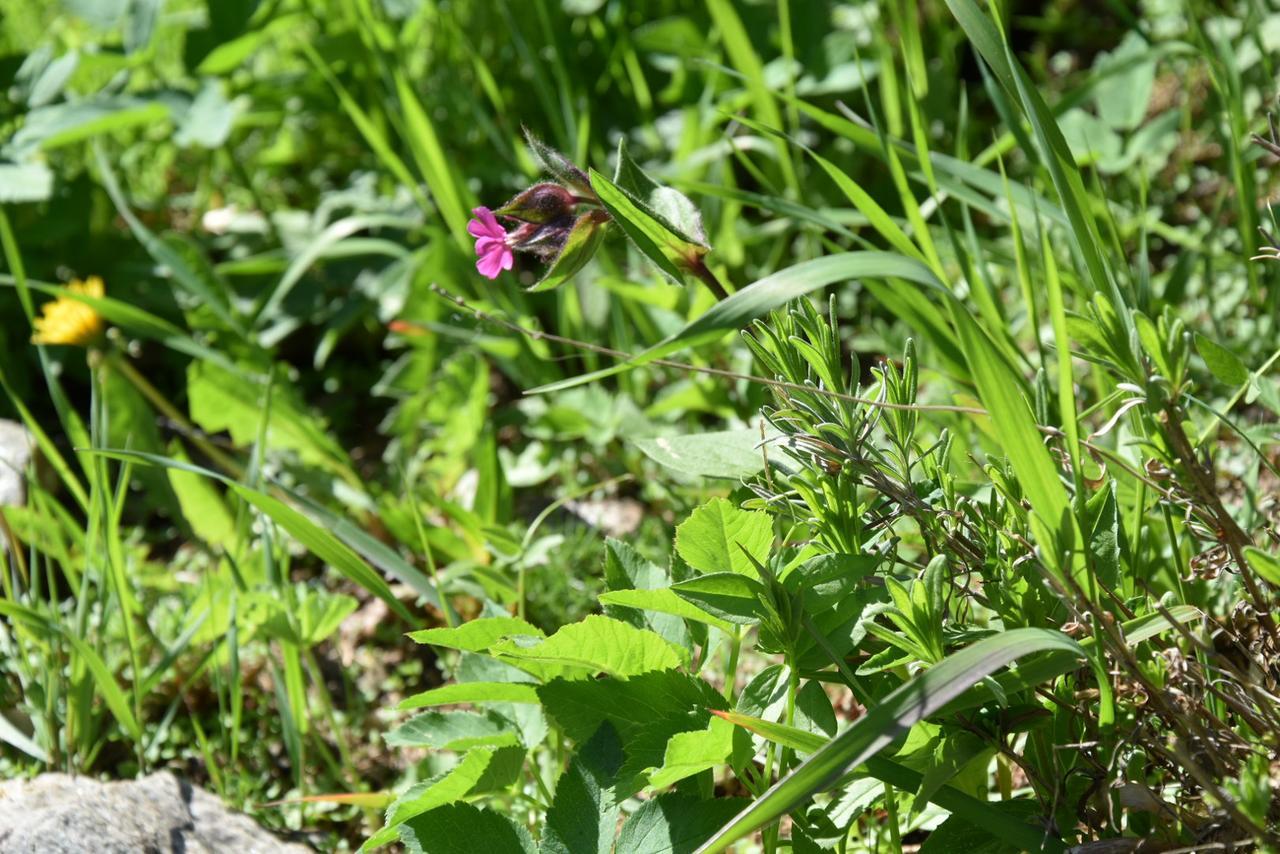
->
[385, 710, 520, 751]
[399, 682, 541, 711]
[599, 589, 734, 634]
[671, 573, 770, 626]
[399, 803, 536, 854]
[616, 794, 750, 854]
[675, 498, 773, 577]
[368, 747, 517, 849]
[541, 723, 625, 854]
[491, 615, 685, 680]
[408, 617, 544, 652]
[537, 670, 724, 745]
[644, 715, 734, 790]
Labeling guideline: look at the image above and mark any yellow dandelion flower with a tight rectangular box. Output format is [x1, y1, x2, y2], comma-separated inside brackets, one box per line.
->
[31, 276, 106, 347]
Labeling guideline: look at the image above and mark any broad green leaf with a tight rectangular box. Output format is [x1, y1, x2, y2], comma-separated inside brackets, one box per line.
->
[187, 361, 355, 482]
[601, 539, 691, 647]
[612, 139, 708, 246]
[784, 553, 880, 596]
[10, 97, 170, 156]
[408, 617, 544, 653]
[733, 668, 836, 743]
[1087, 485, 1122, 591]
[1195, 333, 1249, 387]
[632, 428, 791, 480]
[1092, 31, 1156, 132]
[164, 444, 237, 549]
[598, 589, 734, 633]
[643, 715, 734, 790]
[537, 670, 724, 744]
[920, 803, 1045, 854]
[174, 79, 242, 148]
[696, 629, 1084, 852]
[531, 252, 943, 394]
[589, 168, 703, 284]
[385, 710, 520, 751]
[1244, 547, 1280, 587]
[528, 211, 609, 292]
[196, 13, 304, 74]
[541, 723, 625, 854]
[399, 682, 540, 711]
[491, 615, 685, 680]
[399, 803, 536, 854]
[0, 162, 52, 203]
[675, 498, 773, 577]
[671, 573, 771, 626]
[616, 794, 750, 854]
[367, 747, 516, 849]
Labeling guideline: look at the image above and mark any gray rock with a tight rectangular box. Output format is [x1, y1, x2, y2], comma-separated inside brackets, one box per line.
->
[0, 419, 32, 507]
[0, 772, 312, 854]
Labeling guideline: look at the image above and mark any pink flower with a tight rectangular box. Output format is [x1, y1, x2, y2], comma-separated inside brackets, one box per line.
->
[467, 207, 514, 279]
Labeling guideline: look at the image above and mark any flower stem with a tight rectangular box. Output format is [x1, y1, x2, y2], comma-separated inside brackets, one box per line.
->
[689, 257, 731, 301]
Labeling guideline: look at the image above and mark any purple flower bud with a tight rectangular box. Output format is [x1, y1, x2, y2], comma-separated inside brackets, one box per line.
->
[495, 182, 578, 225]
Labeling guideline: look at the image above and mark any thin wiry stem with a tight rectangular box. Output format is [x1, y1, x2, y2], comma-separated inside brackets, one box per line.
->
[419, 284, 1211, 511]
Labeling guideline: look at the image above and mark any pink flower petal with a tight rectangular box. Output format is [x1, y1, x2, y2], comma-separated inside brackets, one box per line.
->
[474, 236, 503, 255]
[468, 207, 505, 240]
[475, 244, 514, 279]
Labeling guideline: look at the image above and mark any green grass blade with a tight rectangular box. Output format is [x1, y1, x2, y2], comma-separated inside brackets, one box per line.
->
[393, 69, 473, 248]
[948, 299, 1076, 577]
[696, 628, 1084, 852]
[88, 450, 416, 622]
[61, 629, 143, 743]
[532, 252, 944, 394]
[705, 0, 798, 195]
[712, 711, 1064, 853]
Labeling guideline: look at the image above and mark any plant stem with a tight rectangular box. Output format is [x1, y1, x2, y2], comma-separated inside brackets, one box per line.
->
[689, 258, 731, 301]
[723, 629, 743, 703]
